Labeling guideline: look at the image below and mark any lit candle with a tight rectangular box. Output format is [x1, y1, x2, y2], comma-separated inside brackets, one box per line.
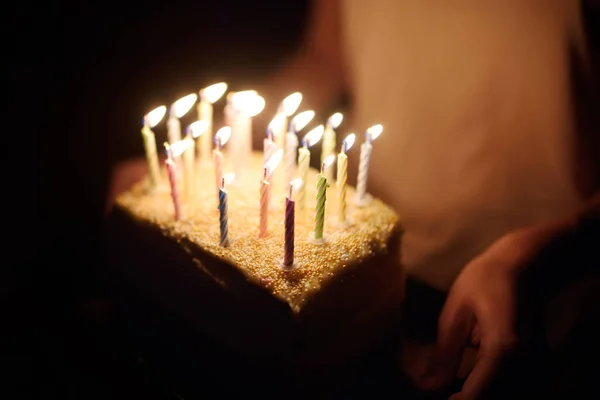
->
[259, 168, 270, 238]
[167, 93, 197, 144]
[315, 155, 335, 240]
[141, 106, 166, 189]
[184, 120, 209, 200]
[285, 110, 315, 187]
[264, 115, 282, 166]
[198, 82, 228, 163]
[218, 173, 235, 247]
[355, 124, 383, 204]
[337, 133, 356, 224]
[164, 141, 190, 221]
[321, 112, 343, 181]
[283, 178, 303, 268]
[229, 91, 265, 181]
[275, 92, 303, 150]
[297, 124, 324, 209]
[213, 126, 231, 200]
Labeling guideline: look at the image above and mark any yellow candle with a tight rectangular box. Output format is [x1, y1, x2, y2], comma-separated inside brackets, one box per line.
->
[141, 106, 167, 189]
[321, 112, 343, 181]
[337, 133, 356, 223]
[297, 125, 324, 209]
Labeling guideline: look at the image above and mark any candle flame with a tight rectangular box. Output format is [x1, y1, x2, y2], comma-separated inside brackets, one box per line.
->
[168, 139, 192, 158]
[291, 110, 315, 132]
[171, 93, 198, 118]
[146, 105, 167, 128]
[231, 91, 265, 117]
[215, 126, 231, 146]
[367, 124, 383, 141]
[281, 92, 302, 116]
[322, 154, 336, 171]
[201, 82, 228, 103]
[303, 124, 324, 148]
[265, 149, 284, 177]
[268, 114, 286, 136]
[187, 120, 209, 138]
[329, 112, 343, 129]
[223, 173, 236, 186]
[290, 178, 303, 197]
[342, 133, 356, 152]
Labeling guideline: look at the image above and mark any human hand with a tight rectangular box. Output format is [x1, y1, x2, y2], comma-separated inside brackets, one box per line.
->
[416, 228, 548, 399]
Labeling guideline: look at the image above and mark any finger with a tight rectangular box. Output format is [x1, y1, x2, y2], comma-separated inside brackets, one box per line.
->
[105, 158, 148, 214]
[458, 335, 518, 399]
[419, 299, 474, 390]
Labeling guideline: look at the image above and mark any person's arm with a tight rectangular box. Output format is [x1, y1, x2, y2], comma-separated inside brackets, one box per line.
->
[417, 192, 600, 399]
[253, 0, 346, 145]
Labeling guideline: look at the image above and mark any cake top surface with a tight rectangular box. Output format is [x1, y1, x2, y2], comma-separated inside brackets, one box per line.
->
[115, 152, 400, 312]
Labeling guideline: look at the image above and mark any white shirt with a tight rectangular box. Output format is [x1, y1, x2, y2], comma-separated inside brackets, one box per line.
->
[342, 0, 587, 291]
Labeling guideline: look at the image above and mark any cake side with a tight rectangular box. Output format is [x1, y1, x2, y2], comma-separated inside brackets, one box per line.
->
[115, 153, 400, 312]
[107, 152, 403, 368]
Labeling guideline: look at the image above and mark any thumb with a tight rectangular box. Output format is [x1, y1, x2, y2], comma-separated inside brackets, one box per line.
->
[419, 300, 474, 390]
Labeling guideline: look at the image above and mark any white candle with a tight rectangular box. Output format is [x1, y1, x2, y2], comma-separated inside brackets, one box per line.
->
[355, 124, 383, 203]
[284, 110, 315, 187]
[167, 93, 197, 144]
[321, 112, 343, 181]
[213, 127, 231, 201]
[229, 91, 265, 182]
[198, 82, 227, 163]
[297, 125, 324, 208]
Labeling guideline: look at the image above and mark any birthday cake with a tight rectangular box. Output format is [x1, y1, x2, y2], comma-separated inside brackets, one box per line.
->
[106, 88, 403, 373]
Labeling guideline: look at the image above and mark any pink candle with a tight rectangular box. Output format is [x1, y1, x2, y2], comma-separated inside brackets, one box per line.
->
[164, 143, 181, 221]
[259, 168, 270, 238]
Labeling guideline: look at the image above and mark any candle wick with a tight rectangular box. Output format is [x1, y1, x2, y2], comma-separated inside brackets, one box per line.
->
[289, 184, 293, 199]
[221, 177, 225, 189]
[264, 167, 268, 179]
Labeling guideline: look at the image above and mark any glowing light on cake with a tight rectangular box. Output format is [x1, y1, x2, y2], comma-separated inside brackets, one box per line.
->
[283, 178, 303, 268]
[141, 105, 167, 189]
[322, 112, 344, 180]
[231, 91, 265, 118]
[167, 93, 197, 144]
[198, 82, 228, 163]
[285, 110, 315, 188]
[315, 155, 335, 240]
[356, 124, 383, 205]
[213, 127, 231, 201]
[297, 124, 324, 208]
[337, 133, 355, 224]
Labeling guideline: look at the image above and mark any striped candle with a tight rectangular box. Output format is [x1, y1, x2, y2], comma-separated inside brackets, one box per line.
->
[141, 106, 166, 189]
[283, 179, 301, 267]
[218, 178, 230, 247]
[355, 124, 382, 202]
[259, 169, 270, 238]
[297, 124, 324, 209]
[315, 155, 335, 240]
[321, 112, 343, 181]
[164, 144, 181, 221]
[297, 146, 310, 208]
[337, 133, 355, 223]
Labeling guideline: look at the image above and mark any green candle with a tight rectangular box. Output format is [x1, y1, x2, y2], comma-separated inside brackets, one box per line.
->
[315, 155, 335, 240]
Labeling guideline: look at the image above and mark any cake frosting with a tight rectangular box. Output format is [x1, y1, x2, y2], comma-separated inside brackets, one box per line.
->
[108, 152, 403, 369]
